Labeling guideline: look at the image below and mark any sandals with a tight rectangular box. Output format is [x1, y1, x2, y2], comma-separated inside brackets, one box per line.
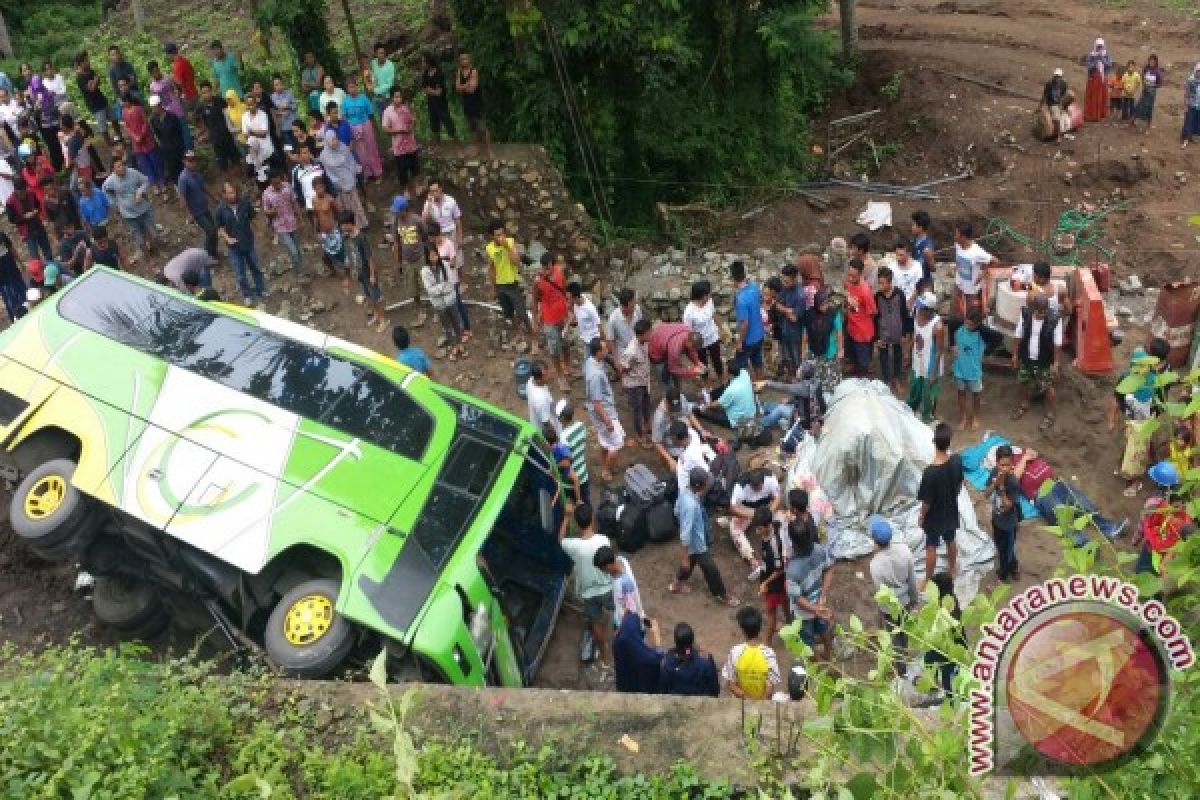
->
[668, 582, 692, 595]
[720, 596, 741, 608]
[1039, 414, 1056, 432]
[1122, 481, 1143, 498]
[1011, 405, 1030, 421]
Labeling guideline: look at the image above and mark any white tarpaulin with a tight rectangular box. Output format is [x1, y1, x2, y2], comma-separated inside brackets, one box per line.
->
[787, 380, 995, 602]
[856, 201, 893, 231]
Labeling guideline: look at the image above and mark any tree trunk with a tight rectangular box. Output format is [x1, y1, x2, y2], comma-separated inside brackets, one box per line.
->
[838, 0, 858, 60]
[338, 0, 366, 73]
[131, 0, 146, 33]
[0, 11, 12, 58]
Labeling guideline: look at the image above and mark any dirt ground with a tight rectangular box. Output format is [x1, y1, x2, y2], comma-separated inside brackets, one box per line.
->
[0, 0, 1191, 688]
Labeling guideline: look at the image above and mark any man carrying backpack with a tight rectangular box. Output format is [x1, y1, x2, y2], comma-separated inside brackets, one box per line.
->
[722, 606, 780, 700]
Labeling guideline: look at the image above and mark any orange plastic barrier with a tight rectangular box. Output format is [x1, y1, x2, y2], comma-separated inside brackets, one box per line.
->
[1073, 268, 1113, 375]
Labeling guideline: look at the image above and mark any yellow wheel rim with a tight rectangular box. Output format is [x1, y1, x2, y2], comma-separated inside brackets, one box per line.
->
[282, 594, 334, 646]
[25, 475, 66, 519]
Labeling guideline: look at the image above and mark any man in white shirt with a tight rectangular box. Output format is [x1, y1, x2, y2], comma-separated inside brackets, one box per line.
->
[651, 387, 710, 471]
[557, 504, 614, 672]
[952, 220, 995, 314]
[422, 180, 463, 266]
[568, 281, 604, 350]
[669, 420, 714, 493]
[1012, 293, 1063, 430]
[291, 147, 324, 212]
[606, 287, 643, 355]
[241, 93, 274, 183]
[729, 469, 781, 570]
[526, 361, 561, 435]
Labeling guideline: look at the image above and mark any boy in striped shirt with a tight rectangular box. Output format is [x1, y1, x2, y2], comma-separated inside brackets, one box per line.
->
[557, 399, 591, 507]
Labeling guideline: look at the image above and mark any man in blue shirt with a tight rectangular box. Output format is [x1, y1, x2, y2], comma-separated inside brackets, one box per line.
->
[76, 181, 110, 234]
[669, 467, 738, 606]
[732, 260, 765, 377]
[911, 210, 936, 283]
[392, 325, 432, 375]
[176, 151, 217, 258]
[703, 365, 793, 437]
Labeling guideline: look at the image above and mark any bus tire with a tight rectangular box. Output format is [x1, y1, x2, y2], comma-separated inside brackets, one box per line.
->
[10, 458, 99, 559]
[92, 576, 164, 631]
[264, 579, 355, 679]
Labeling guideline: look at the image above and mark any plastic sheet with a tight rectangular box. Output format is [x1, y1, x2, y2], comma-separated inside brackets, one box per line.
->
[787, 380, 996, 603]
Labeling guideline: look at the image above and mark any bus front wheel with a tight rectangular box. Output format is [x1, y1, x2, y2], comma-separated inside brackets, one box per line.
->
[264, 579, 355, 678]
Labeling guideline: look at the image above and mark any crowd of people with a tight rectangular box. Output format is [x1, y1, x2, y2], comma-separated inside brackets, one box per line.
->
[1035, 40, 1200, 146]
[0, 40, 495, 318]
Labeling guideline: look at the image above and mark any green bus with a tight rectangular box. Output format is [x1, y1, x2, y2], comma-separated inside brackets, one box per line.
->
[0, 267, 570, 686]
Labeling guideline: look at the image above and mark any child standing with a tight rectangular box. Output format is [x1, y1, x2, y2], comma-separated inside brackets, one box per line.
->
[873, 266, 907, 394]
[987, 445, 1022, 583]
[1106, 67, 1124, 121]
[543, 423, 583, 507]
[907, 291, 945, 424]
[1120, 61, 1142, 121]
[721, 606, 781, 700]
[951, 307, 985, 431]
[754, 507, 790, 646]
[557, 399, 591, 507]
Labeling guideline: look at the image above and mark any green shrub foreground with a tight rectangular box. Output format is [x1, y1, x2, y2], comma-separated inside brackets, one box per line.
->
[0, 644, 734, 799]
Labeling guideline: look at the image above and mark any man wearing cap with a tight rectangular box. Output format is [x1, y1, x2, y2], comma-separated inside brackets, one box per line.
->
[161, 247, 213, 293]
[150, 94, 186, 184]
[41, 261, 73, 296]
[390, 194, 426, 325]
[1012, 292, 1062, 430]
[177, 151, 217, 258]
[907, 290, 945, 424]
[670, 466, 738, 606]
[867, 515, 918, 651]
[1042, 68, 1069, 143]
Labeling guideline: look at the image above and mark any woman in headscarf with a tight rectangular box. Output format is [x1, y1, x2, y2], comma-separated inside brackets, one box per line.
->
[318, 129, 368, 228]
[26, 65, 63, 172]
[1182, 63, 1200, 149]
[611, 613, 663, 694]
[804, 289, 843, 395]
[223, 89, 246, 149]
[1083, 38, 1112, 123]
[341, 75, 383, 181]
[1132, 54, 1164, 132]
[794, 253, 824, 306]
[658, 622, 719, 697]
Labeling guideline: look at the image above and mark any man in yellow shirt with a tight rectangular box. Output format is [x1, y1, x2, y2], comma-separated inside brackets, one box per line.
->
[485, 220, 536, 350]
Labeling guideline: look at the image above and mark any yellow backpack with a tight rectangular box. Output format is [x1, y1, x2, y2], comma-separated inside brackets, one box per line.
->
[734, 644, 770, 700]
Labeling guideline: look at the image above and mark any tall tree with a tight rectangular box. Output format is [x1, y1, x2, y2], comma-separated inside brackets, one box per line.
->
[838, 0, 858, 59]
[0, 10, 11, 58]
[448, 0, 846, 224]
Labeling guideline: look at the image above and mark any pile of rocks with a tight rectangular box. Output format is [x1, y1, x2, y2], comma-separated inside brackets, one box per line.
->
[427, 145, 599, 280]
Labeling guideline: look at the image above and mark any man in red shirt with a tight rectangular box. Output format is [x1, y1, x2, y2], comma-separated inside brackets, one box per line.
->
[843, 257, 877, 377]
[532, 252, 570, 389]
[165, 43, 198, 109]
[647, 322, 705, 386]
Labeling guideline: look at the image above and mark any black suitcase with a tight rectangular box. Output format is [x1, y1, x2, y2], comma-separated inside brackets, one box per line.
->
[615, 503, 648, 553]
[624, 464, 668, 506]
[596, 494, 622, 541]
[644, 500, 677, 544]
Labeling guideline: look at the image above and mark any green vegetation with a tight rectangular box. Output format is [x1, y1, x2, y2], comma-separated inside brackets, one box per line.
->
[449, 0, 851, 229]
[0, 645, 735, 799]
